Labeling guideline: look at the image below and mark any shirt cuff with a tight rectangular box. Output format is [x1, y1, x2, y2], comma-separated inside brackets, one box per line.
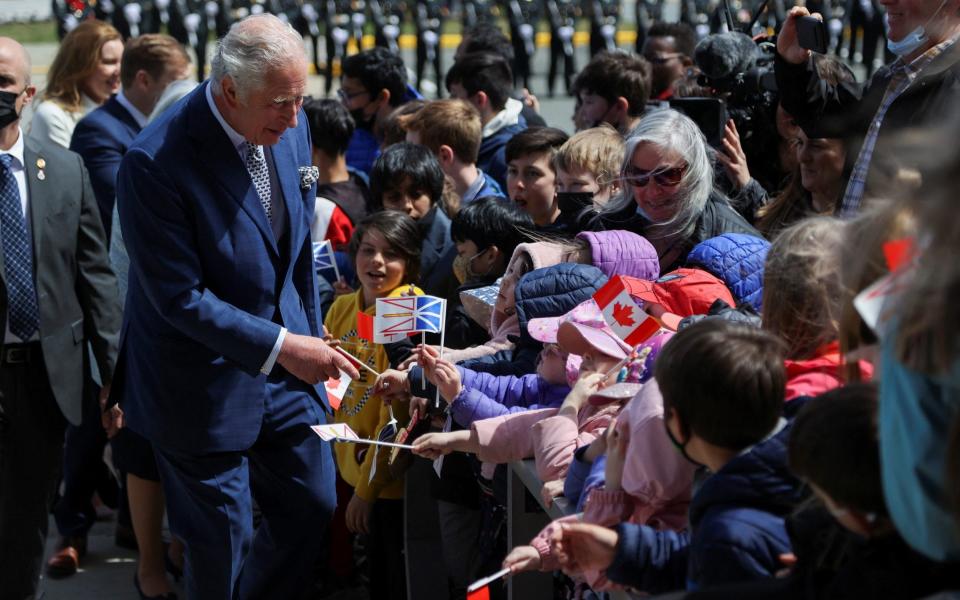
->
[261, 327, 287, 375]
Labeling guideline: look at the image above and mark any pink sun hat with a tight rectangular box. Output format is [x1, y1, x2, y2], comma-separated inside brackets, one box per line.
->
[528, 299, 631, 360]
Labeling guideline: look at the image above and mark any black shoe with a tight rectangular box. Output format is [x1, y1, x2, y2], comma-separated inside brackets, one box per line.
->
[133, 573, 178, 600]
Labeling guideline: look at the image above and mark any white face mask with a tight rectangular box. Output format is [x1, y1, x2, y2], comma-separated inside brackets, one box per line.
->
[886, 0, 950, 57]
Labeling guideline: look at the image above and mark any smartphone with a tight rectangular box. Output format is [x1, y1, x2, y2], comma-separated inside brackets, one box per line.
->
[796, 15, 828, 54]
[668, 97, 728, 148]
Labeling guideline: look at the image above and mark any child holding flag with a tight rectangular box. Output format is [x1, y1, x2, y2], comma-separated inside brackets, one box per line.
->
[323, 212, 423, 600]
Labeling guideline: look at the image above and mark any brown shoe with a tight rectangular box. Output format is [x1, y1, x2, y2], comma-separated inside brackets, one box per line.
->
[45, 536, 86, 578]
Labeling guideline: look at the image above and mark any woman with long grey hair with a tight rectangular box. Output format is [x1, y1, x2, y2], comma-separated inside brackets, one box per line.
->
[595, 108, 759, 272]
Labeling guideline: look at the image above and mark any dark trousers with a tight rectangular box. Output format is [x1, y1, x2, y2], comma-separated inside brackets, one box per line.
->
[0, 354, 67, 600]
[367, 498, 407, 600]
[153, 387, 337, 600]
[53, 376, 114, 538]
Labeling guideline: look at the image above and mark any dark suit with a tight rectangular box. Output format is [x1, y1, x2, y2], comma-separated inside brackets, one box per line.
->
[0, 134, 121, 598]
[71, 95, 142, 240]
[115, 83, 336, 599]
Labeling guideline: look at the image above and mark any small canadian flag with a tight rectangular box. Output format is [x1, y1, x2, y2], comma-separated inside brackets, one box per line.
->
[593, 276, 661, 345]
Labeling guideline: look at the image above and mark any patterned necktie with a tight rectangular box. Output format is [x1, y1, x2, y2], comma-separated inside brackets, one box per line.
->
[0, 153, 40, 340]
[244, 142, 273, 223]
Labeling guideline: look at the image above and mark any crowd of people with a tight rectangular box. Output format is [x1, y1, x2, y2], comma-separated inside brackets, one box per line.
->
[0, 2, 959, 599]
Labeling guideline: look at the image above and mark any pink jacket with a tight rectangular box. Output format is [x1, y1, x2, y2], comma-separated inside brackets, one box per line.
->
[472, 403, 621, 480]
[529, 381, 694, 583]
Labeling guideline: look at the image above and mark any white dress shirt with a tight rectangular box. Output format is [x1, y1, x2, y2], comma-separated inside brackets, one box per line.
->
[204, 84, 288, 375]
[115, 90, 150, 129]
[0, 128, 40, 344]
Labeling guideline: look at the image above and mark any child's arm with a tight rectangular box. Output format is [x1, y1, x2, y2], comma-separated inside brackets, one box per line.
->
[411, 429, 478, 459]
[551, 521, 691, 594]
[469, 408, 558, 465]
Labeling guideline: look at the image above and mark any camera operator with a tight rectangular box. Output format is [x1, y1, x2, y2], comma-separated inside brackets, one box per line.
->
[776, 3, 960, 217]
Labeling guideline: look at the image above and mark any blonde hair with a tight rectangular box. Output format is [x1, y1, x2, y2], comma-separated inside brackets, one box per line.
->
[43, 20, 122, 112]
[761, 217, 845, 360]
[405, 99, 483, 165]
[553, 124, 625, 190]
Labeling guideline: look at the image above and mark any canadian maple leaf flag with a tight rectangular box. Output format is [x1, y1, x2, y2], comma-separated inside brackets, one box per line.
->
[593, 276, 661, 345]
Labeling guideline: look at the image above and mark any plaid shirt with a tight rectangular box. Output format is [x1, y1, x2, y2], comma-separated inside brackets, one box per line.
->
[838, 35, 960, 218]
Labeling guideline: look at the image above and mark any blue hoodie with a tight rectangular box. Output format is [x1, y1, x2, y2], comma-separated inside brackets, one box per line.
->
[605, 415, 806, 593]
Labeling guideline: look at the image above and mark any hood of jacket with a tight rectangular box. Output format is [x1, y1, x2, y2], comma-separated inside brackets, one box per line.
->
[689, 417, 805, 529]
[685, 233, 770, 313]
[514, 263, 609, 346]
[577, 229, 660, 281]
[482, 97, 525, 138]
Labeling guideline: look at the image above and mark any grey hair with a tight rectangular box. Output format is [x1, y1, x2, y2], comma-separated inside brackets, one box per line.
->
[210, 14, 305, 102]
[602, 108, 715, 241]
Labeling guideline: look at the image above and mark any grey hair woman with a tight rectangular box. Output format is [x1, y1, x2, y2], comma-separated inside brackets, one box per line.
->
[597, 108, 759, 272]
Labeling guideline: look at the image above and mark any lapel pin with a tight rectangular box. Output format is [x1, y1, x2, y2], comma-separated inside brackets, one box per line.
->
[36, 157, 46, 180]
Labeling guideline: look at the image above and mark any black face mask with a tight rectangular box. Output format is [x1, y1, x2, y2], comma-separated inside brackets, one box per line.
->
[0, 89, 25, 130]
[664, 420, 705, 468]
[556, 191, 595, 214]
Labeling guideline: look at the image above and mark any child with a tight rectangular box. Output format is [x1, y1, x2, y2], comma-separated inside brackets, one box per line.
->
[323, 212, 423, 600]
[446, 197, 533, 350]
[303, 98, 370, 253]
[554, 125, 625, 226]
[405, 99, 507, 205]
[368, 142, 457, 301]
[504, 127, 570, 232]
[550, 319, 806, 593]
[413, 302, 632, 483]
[762, 217, 873, 399]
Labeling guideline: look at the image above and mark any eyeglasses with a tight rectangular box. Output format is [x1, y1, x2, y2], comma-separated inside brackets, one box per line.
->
[621, 166, 686, 188]
[337, 88, 369, 102]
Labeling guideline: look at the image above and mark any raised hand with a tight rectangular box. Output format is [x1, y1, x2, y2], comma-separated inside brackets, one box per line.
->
[278, 332, 360, 384]
[550, 522, 619, 576]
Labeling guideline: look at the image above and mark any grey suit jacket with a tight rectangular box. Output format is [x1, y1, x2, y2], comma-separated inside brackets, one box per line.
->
[0, 135, 122, 426]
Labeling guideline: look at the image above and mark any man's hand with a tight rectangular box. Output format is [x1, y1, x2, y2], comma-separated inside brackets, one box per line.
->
[503, 545, 542, 573]
[717, 120, 752, 190]
[99, 384, 123, 438]
[551, 522, 619, 576]
[345, 493, 372, 535]
[778, 7, 818, 64]
[277, 332, 360, 384]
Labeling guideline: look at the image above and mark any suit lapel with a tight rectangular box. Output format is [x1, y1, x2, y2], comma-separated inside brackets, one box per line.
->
[186, 83, 279, 257]
[23, 140, 53, 269]
[269, 136, 304, 264]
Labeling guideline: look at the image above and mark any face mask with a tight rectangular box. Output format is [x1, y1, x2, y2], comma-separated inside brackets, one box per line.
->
[886, 0, 950, 57]
[664, 420, 704, 467]
[556, 191, 595, 214]
[0, 89, 25, 130]
[452, 248, 490, 284]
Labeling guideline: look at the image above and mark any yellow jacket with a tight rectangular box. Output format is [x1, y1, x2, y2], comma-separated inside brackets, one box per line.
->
[323, 284, 420, 502]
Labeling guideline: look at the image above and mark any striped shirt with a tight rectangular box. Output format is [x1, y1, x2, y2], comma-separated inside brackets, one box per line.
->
[838, 34, 960, 218]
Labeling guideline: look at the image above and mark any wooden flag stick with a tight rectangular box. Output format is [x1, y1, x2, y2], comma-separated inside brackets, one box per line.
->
[335, 346, 380, 378]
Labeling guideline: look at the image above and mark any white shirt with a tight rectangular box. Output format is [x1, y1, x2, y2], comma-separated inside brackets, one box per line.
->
[204, 83, 287, 375]
[0, 128, 40, 344]
[115, 90, 150, 129]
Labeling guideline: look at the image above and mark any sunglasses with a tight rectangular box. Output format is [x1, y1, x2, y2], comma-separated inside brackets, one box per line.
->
[621, 166, 686, 188]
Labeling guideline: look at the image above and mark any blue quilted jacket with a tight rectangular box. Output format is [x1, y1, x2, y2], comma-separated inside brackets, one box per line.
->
[686, 233, 771, 313]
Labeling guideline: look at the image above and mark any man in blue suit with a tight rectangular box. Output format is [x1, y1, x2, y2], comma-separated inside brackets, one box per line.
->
[72, 33, 190, 240]
[115, 15, 360, 599]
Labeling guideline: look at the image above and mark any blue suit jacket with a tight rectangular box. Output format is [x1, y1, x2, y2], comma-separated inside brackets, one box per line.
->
[115, 83, 328, 454]
[70, 95, 141, 238]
